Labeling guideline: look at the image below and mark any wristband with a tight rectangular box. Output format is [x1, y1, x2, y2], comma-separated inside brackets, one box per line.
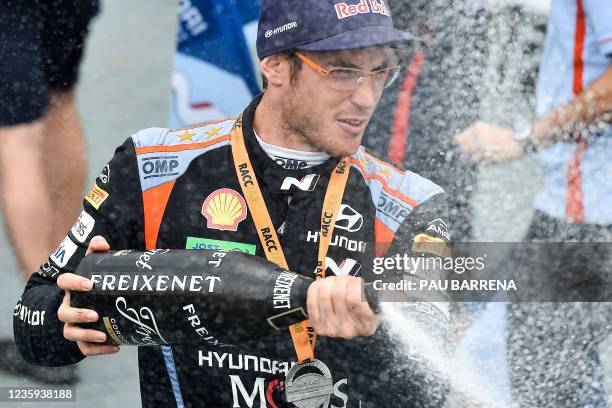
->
[512, 124, 537, 153]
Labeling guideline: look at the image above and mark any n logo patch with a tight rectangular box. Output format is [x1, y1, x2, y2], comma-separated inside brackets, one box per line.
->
[280, 174, 320, 191]
[326, 257, 362, 276]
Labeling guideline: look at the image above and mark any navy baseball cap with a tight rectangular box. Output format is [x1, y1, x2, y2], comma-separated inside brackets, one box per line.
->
[256, 0, 421, 60]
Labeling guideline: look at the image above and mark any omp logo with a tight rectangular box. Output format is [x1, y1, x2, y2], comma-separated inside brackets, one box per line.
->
[273, 156, 308, 170]
[335, 204, 363, 232]
[335, 0, 390, 19]
[326, 257, 362, 276]
[264, 21, 298, 38]
[141, 156, 180, 180]
[377, 190, 411, 223]
[280, 174, 320, 191]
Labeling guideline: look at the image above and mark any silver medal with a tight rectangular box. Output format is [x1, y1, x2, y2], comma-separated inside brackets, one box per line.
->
[285, 359, 334, 408]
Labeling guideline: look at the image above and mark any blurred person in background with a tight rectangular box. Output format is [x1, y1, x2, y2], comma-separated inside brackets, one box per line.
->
[363, 0, 489, 243]
[456, 0, 612, 406]
[0, 0, 99, 384]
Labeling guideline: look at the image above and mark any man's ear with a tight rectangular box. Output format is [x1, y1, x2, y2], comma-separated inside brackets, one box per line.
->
[260, 54, 290, 88]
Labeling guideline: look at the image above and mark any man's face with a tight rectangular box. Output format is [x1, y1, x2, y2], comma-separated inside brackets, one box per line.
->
[279, 47, 398, 157]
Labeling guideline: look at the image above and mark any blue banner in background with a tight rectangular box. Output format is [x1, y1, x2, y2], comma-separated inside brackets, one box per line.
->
[170, 0, 261, 128]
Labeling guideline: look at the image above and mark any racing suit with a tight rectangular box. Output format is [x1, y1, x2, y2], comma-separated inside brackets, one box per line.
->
[13, 95, 450, 407]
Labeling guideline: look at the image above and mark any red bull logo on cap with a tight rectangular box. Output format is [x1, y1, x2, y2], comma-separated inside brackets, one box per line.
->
[334, 0, 390, 20]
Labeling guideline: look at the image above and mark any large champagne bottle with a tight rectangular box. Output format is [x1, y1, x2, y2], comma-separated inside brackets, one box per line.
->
[71, 249, 312, 347]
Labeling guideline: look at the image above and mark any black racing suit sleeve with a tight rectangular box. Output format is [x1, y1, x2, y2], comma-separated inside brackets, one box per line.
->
[371, 192, 450, 408]
[13, 137, 143, 366]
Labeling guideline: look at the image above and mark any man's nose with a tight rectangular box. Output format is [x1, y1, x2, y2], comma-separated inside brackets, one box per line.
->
[349, 78, 383, 109]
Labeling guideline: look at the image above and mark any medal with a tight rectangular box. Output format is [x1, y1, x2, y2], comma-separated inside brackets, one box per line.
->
[285, 359, 334, 408]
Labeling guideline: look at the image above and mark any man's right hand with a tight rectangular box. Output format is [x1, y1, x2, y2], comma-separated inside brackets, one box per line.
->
[57, 235, 120, 356]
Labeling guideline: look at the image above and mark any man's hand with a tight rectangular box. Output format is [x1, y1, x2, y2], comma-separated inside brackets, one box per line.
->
[57, 235, 119, 356]
[454, 121, 524, 163]
[307, 276, 379, 339]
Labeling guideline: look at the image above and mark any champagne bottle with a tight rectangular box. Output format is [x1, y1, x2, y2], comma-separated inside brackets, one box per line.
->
[71, 249, 312, 347]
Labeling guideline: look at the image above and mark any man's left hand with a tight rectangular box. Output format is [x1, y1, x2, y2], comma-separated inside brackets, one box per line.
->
[307, 275, 379, 339]
[454, 121, 523, 163]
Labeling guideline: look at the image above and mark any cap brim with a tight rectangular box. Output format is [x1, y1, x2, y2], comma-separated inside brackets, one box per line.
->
[295, 25, 422, 52]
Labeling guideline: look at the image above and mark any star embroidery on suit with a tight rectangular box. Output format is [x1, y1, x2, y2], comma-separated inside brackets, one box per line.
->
[206, 127, 221, 138]
[178, 131, 195, 143]
[380, 167, 393, 180]
[359, 155, 369, 169]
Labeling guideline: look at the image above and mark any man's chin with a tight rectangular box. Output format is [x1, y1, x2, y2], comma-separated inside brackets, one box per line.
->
[325, 143, 361, 158]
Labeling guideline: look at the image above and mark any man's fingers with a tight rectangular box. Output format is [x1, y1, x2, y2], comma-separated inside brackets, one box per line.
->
[331, 277, 359, 339]
[312, 280, 337, 336]
[64, 323, 106, 343]
[307, 277, 378, 339]
[306, 282, 320, 330]
[57, 273, 93, 291]
[86, 235, 110, 256]
[77, 341, 120, 357]
[346, 278, 378, 336]
[58, 304, 98, 324]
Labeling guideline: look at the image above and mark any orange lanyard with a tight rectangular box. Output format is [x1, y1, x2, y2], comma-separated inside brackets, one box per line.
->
[230, 120, 349, 363]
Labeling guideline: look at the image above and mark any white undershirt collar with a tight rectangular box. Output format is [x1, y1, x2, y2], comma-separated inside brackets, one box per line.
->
[254, 131, 330, 170]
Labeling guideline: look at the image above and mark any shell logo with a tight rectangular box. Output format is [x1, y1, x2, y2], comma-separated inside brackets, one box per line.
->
[202, 188, 248, 231]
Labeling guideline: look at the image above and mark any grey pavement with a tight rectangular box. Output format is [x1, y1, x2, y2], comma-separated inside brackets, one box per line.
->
[0, 1, 177, 406]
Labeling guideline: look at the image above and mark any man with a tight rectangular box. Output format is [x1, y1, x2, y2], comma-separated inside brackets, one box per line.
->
[14, 1, 450, 406]
[0, 0, 99, 384]
[455, 0, 612, 406]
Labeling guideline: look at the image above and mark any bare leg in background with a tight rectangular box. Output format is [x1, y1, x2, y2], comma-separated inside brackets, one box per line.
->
[44, 90, 87, 245]
[0, 121, 54, 280]
[0, 90, 86, 281]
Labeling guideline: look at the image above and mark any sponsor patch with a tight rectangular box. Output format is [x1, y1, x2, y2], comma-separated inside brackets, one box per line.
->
[71, 211, 96, 243]
[377, 190, 412, 223]
[141, 156, 180, 180]
[186, 237, 256, 254]
[85, 184, 109, 210]
[50, 236, 79, 268]
[280, 174, 320, 192]
[202, 188, 247, 231]
[99, 164, 111, 184]
[411, 234, 451, 258]
[426, 218, 451, 241]
[335, 204, 363, 232]
[273, 156, 308, 170]
[325, 257, 362, 276]
[334, 0, 390, 19]
[265, 21, 298, 38]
